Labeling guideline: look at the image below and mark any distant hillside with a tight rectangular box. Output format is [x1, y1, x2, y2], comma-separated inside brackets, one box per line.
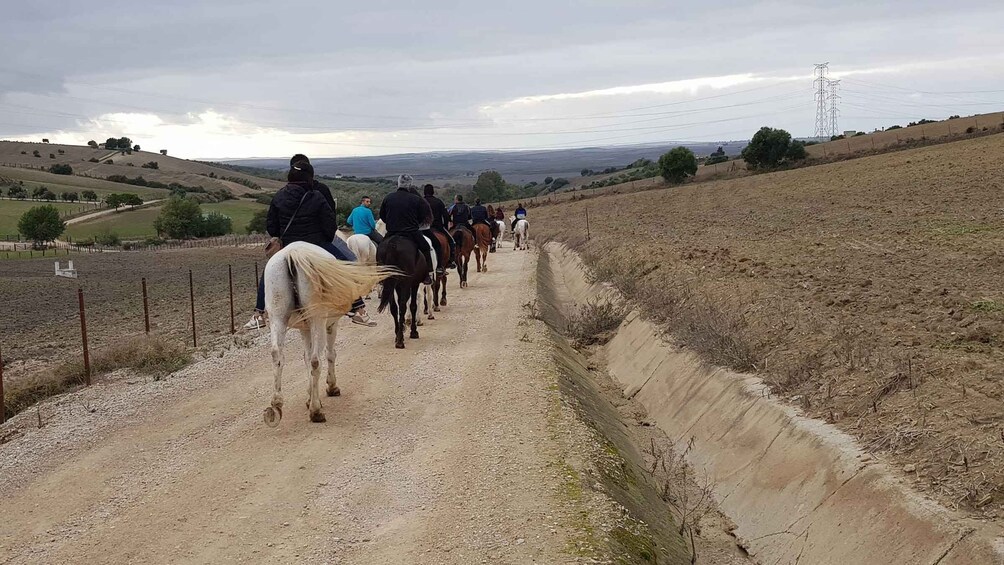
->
[225, 141, 747, 185]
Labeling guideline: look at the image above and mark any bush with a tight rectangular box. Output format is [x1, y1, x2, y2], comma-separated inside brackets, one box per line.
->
[8, 185, 27, 199]
[18, 205, 65, 245]
[81, 190, 97, 201]
[154, 197, 204, 238]
[786, 140, 807, 161]
[966, 126, 976, 134]
[141, 161, 159, 169]
[88, 157, 100, 163]
[567, 300, 627, 346]
[550, 177, 570, 190]
[104, 159, 113, 164]
[87, 140, 98, 148]
[658, 147, 698, 183]
[49, 153, 55, 159]
[246, 208, 268, 234]
[60, 191, 79, 202]
[887, 125, 903, 130]
[741, 126, 804, 170]
[94, 227, 120, 246]
[49, 163, 73, 175]
[543, 176, 554, 185]
[853, 131, 866, 137]
[200, 211, 233, 237]
[32, 150, 40, 157]
[706, 146, 729, 165]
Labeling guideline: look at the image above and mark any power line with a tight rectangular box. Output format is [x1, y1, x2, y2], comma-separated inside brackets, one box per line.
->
[813, 63, 830, 139]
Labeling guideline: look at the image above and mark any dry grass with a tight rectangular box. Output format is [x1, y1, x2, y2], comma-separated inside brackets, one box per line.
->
[534, 131, 1004, 518]
[566, 300, 626, 347]
[3, 335, 191, 417]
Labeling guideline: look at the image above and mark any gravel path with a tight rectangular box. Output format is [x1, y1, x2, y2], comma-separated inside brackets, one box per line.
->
[0, 246, 618, 564]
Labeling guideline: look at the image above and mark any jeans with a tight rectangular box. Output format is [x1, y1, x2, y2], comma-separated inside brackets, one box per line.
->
[256, 241, 365, 312]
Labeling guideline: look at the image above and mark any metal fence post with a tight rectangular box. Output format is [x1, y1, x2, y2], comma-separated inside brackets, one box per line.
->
[585, 208, 591, 241]
[142, 277, 150, 334]
[228, 264, 235, 335]
[189, 270, 197, 347]
[78, 288, 91, 386]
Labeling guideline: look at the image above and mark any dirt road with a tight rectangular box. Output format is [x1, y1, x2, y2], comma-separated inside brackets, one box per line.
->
[0, 247, 588, 564]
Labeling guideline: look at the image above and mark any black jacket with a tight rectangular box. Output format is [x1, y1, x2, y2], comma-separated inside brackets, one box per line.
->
[267, 182, 337, 246]
[471, 204, 489, 222]
[425, 195, 449, 229]
[312, 180, 336, 214]
[451, 202, 471, 225]
[379, 188, 431, 233]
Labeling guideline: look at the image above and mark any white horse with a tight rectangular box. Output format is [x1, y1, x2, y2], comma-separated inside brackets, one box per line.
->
[263, 242, 392, 426]
[514, 219, 529, 251]
[495, 219, 507, 242]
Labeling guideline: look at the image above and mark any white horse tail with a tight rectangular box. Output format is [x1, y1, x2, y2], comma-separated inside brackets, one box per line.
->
[284, 243, 396, 325]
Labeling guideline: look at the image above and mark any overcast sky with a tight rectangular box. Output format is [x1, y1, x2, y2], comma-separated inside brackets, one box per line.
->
[2, 1, 1003, 159]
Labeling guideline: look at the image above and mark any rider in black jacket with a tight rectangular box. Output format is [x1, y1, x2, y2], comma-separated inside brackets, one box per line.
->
[379, 174, 434, 285]
[470, 199, 494, 233]
[450, 194, 472, 233]
[423, 184, 457, 269]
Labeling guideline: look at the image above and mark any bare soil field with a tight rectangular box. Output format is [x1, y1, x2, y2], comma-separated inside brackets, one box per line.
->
[533, 132, 1004, 519]
[0, 247, 263, 393]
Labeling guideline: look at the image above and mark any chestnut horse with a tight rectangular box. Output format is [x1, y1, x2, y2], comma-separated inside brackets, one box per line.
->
[473, 223, 492, 272]
[452, 225, 475, 288]
[429, 229, 450, 313]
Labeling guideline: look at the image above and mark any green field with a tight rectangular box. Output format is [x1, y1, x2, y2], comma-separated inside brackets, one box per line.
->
[0, 200, 96, 237]
[65, 206, 163, 240]
[202, 200, 267, 233]
[63, 199, 266, 241]
[1, 166, 171, 200]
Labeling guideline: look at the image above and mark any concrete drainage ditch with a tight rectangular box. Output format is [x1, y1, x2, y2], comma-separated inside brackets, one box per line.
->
[540, 242, 1003, 565]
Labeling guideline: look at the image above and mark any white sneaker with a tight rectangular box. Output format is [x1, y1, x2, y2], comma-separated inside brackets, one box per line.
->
[242, 311, 267, 330]
[352, 309, 377, 327]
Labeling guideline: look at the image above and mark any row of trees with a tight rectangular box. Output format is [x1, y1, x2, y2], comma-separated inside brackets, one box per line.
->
[652, 126, 808, 185]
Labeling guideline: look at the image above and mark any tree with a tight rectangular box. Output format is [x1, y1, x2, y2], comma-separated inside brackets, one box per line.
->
[32, 186, 46, 200]
[154, 197, 203, 239]
[32, 150, 40, 158]
[116, 137, 133, 149]
[473, 170, 508, 202]
[141, 161, 159, 169]
[786, 140, 807, 161]
[81, 190, 97, 202]
[105, 137, 118, 149]
[60, 191, 79, 202]
[550, 178, 570, 190]
[658, 147, 698, 183]
[133, 144, 141, 152]
[741, 127, 799, 170]
[543, 176, 554, 185]
[18, 205, 65, 246]
[49, 163, 73, 175]
[246, 209, 267, 234]
[121, 193, 143, 206]
[200, 212, 233, 237]
[87, 140, 98, 148]
[8, 184, 26, 199]
[105, 193, 124, 209]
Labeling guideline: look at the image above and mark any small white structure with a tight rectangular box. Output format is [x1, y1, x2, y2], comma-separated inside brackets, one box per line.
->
[55, 260, 78, 279]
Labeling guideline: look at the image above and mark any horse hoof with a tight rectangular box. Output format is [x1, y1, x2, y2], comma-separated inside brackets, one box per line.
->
[428, 314, 435, 320]
[410, 330, 419, 339]
[263, 406, 282, 428]
[327, 386, 341, 397]
[310, 411, 326, 423]
[433, 306, 440, 312]
[441, 298, 447, 306]
[395, 341, 405, 349]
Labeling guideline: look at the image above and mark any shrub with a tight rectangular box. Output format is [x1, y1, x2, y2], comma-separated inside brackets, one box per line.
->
[141, 161, 159, 169]
[200, 211, 233, 237]
[741, 126, 804, 170]
[49, 163, 73, 175]
[88, 157, 100, 162]
[60, 191, 79, 202]
[658, 147, 698, 183]
[18, 205, 65, 245]
[154, 197, 204, 238]
[550, 178, 570, 190]
[887, 125, 903, 130]
[966, 126, 976, 134]
[93, 227, 120, 246]
[32, 150, 40, 157]
[87, 140, 98, 148]
[81, 190, 97, 201]
[104, 159, 113, 164]
[543, 176, 554, 185]
[8, 185, 27, 199]
[246, 209, 268, 234]
[567, 300, 627, 346]
[853, 131, 866, 137]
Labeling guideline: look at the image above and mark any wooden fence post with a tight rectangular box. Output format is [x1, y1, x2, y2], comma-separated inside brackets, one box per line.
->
[78, 288, 91, 386]
[189, 270, 197, 348]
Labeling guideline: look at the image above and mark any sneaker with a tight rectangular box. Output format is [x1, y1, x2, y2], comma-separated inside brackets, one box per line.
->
[352, 309, 377, 327]
[242, 311, 267, 330]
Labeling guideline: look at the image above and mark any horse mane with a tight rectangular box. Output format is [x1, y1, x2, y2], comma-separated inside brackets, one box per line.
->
[284, 243, 397, 325]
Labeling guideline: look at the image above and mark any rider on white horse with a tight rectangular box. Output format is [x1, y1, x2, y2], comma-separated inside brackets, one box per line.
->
[347, 196, 382, 246]
[244, 160, 377, 330]
[511, 202, 527, 233]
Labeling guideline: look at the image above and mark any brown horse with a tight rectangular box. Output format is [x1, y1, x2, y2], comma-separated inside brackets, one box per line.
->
[430, 229, 450, 312]
[473, 223, 492, 272]
[452, 226, 475, 288]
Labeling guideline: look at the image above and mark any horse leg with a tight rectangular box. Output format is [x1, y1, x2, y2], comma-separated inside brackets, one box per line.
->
[409, 285, 420, 339]
[433, 278, 441, 311]
[325, 320, 340, 397]
[265, 317, 288, 427]
[395, 287, 408, 348]
[307, 318, 326, 422]
[482, 248, 488, 272]
[441, 273, 448, 305]
[424, 283, 435, 320]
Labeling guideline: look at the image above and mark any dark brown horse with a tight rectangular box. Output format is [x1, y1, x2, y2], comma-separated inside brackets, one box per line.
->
[452, 226, 475, 288]
[429, 229, 450, 313]
[473, 223, 492, 273]
[377, 235, 430, 348]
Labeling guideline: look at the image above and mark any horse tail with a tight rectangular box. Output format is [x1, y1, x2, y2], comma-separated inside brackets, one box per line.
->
[284, 243, 397, 323]
[377, 276, 395, 314]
